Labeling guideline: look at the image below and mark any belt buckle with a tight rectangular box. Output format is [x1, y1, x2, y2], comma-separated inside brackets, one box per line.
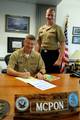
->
[44, 49, 47, 52]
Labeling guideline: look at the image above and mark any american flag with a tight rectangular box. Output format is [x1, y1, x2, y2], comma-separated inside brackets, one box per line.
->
[60, 16, 69, 73]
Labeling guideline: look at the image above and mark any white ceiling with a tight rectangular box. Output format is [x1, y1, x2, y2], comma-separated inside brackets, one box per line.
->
[9, 0, 62, 6]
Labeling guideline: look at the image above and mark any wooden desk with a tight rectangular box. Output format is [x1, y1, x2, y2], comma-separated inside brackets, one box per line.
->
[0, 74, 80, 120]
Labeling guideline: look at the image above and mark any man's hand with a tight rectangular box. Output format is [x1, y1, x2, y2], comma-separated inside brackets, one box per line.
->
[36, 72, 44, 80]
[21, 72, 31, 78]
[7, 67, 31, 78]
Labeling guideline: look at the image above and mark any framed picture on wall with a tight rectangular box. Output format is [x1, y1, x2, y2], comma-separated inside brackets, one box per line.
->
[7, 37, 24, 53]
[72, 35, 80, 44]
[72, 27, 80, 35]
[5, 15, 30, 33]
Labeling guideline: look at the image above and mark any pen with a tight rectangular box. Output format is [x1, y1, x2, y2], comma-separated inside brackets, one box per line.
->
[24, 68, 31, 78]
[24, 68, 28, 72]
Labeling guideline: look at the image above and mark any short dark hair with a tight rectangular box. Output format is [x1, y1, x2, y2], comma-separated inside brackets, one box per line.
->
[25, 34, 35, 41]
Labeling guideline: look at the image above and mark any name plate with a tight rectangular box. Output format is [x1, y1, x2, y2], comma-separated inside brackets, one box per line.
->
[14, 91, 79, 119]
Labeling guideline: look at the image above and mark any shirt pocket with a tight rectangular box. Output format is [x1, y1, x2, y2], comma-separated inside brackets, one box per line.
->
[29, 62, 38, 72]
[17, 59, 25, 69]
[49, 30, 56, 37]
[39, 32, 44, 38]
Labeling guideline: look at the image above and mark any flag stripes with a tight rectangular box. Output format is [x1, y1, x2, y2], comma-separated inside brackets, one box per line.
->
[60, 16, 69, 72]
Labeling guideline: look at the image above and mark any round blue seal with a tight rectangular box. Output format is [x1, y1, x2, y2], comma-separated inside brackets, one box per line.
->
[68, 92, 78, 107]
[16, 96, 29, 112]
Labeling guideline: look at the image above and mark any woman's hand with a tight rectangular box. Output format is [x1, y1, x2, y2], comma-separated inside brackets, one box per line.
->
[54, 58, 62, 66]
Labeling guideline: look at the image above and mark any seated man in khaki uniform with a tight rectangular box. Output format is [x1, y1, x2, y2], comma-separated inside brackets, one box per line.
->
[7, 34, 46, 79]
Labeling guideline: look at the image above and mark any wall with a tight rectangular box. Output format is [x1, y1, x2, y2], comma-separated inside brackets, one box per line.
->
[56, 0, 80, 58]
[0, 0, 36, 58]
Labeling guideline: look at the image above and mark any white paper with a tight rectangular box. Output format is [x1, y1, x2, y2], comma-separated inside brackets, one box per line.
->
[16, 77, 56, 90]
[27, 79, 56, 90]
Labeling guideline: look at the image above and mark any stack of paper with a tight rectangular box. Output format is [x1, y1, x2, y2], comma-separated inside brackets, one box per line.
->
[16, 77, 56, 90]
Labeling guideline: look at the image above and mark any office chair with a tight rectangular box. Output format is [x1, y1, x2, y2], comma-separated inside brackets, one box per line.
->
[1, 54, 11, 73]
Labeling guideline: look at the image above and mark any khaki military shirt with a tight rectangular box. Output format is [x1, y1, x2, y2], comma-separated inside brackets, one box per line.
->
[37, 24, 65, 50]
[8, 48, 46, 76]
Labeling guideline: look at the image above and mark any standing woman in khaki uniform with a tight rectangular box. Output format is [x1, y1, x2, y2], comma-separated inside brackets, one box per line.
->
[36, 8, 65, 73]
